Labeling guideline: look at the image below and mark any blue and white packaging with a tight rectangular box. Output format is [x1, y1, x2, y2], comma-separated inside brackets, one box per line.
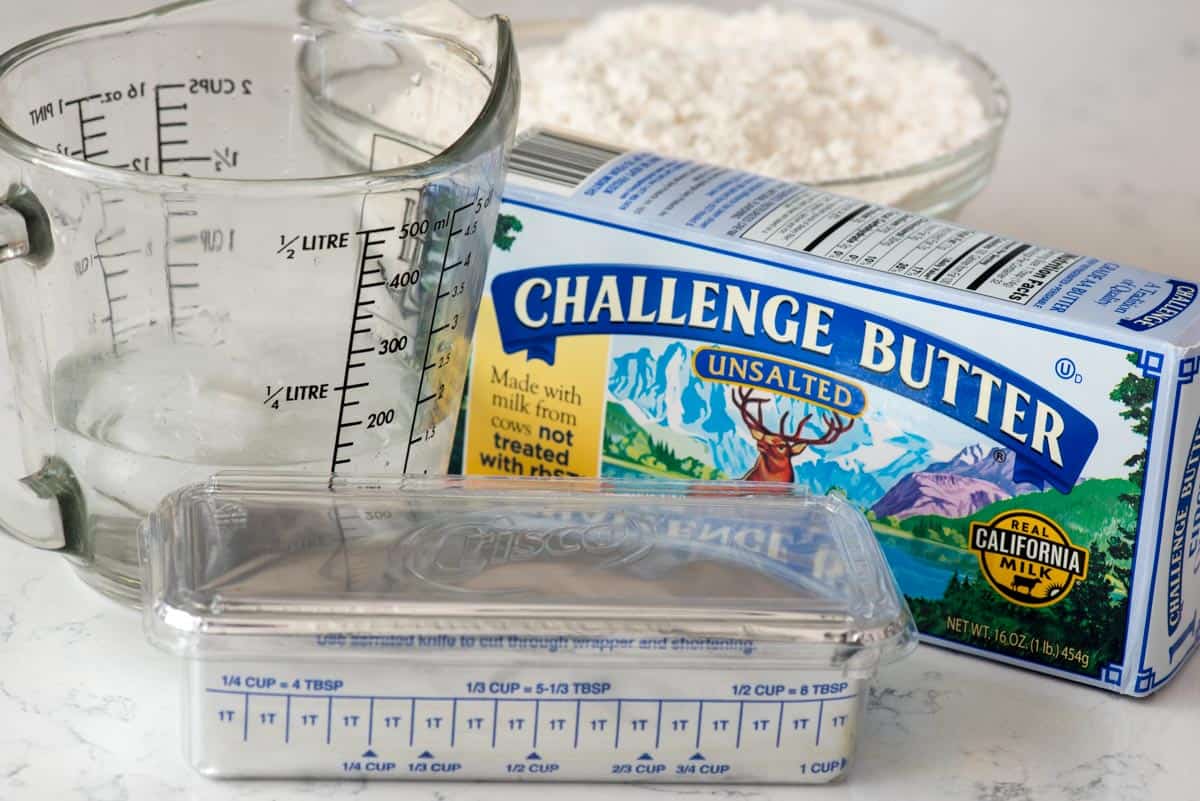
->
[457, 129, 1200, 695]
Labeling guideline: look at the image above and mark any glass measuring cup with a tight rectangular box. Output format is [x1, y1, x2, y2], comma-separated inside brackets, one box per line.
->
[0, 0, 519, 603]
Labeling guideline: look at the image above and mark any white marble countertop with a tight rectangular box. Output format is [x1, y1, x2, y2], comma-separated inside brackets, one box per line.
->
[1, 1, 1198, 800]
[3, 537, 1199, 800]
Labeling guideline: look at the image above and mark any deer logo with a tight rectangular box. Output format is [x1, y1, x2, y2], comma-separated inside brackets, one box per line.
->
[731, 387, 854, 482]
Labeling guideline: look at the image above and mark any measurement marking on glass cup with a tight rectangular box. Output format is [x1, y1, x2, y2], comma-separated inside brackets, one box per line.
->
[163, 197, 195, 338]
[402, 202, 477, 471]
[95, 229, 126, 246]
[154, 83, 221, 173]
[330, 228, 395, 470]
[63, 94, 107, 161]
[327, 198, 480, 475]
[155, 83, 186, 173]
[95, 256, 123, 351]
[162, 157, 214, 166]
[90, 190, 135, 355]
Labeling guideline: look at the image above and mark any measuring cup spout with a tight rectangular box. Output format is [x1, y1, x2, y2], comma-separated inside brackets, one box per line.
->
[0, 201, 69, 551]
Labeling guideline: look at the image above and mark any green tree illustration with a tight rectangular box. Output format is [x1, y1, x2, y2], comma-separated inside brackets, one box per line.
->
[1107, 351, 1156, 594]
[494, 214, 523, 251]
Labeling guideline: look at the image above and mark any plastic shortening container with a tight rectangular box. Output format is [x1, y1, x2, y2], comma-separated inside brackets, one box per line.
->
[140, 474, 917, 782]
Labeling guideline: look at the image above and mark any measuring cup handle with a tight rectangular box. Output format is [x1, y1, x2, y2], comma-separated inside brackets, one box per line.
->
[0, 203, 68, 551]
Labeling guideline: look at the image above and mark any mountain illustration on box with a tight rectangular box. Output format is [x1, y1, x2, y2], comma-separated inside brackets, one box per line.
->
[872, 443, 1043, 520]
[605, 343, 1039, 518]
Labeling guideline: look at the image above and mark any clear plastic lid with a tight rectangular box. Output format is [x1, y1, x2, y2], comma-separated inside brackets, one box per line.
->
[140, 475, 917, 670]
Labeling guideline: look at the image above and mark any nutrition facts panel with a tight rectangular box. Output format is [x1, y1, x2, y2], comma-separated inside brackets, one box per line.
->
[738, 188, 1081, 305]
[511, 132, 1090, 307]
[517, 131, 1086, 308]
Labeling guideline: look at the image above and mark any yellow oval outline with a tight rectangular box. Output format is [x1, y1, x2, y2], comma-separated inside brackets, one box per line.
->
[969, 509, 1089, 609]
[689, 346, 867, 420]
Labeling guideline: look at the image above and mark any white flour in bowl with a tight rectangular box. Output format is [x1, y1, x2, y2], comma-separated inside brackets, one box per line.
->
[520, 4, 989, 188]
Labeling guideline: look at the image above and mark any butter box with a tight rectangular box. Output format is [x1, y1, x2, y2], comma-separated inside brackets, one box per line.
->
[453, 130, 1200, 695]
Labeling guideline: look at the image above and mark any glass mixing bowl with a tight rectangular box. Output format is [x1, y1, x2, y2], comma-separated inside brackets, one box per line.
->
[512, 0, 1009, 218]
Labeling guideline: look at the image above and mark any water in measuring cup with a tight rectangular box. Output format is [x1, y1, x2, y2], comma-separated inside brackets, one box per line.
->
[50, 335, 415, 596]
